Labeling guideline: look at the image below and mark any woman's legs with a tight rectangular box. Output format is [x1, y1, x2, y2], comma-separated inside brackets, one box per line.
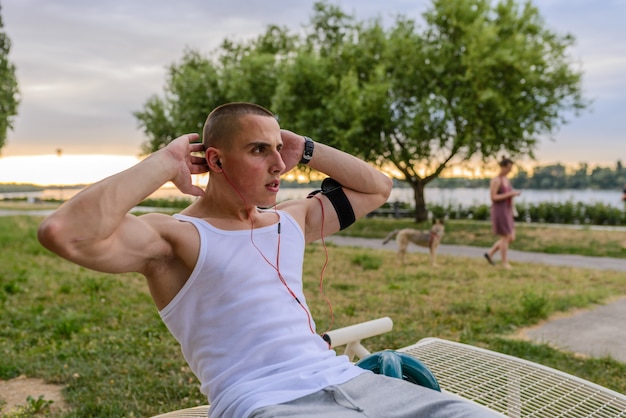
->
[499, 236, 511, 268]
[487, 240, 500, 260]
[487, 230, 515, 268]
[500, 230, 515, 268]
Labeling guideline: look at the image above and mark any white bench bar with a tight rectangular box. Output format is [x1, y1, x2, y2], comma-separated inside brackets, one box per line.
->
[325, 316, 393, 361]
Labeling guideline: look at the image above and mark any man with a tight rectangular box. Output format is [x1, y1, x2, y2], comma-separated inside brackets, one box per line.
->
[39, 102, 497, 417]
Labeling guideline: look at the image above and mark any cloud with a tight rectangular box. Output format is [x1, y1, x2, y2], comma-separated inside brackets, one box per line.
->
[4, 0, 332, 156]
[2, 0, 625, 167]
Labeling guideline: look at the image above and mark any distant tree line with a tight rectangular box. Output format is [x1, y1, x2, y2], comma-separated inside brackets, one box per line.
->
[429, 161, 626, 190]
[0, 183, 43, 193]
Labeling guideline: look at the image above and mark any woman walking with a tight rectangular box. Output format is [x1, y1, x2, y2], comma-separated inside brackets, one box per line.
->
[485, 157, 521, 269]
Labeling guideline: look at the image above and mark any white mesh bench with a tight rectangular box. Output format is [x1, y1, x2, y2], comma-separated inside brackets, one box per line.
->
[399, 338, 626, 417]
[153, 317, 626, 417]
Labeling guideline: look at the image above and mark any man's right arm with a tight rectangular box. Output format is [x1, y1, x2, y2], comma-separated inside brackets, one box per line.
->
[38, 134, 207, 275]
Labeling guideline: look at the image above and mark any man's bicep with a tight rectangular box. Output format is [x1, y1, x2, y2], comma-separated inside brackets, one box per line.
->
[74, 214, 170, 275]
[303, 188, 376, 242]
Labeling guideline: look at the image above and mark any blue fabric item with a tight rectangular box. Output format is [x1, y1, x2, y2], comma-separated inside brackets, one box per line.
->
[355, 350, 441, 392]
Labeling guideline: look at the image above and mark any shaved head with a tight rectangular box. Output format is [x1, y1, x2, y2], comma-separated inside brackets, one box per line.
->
[202, 102, 276, 150]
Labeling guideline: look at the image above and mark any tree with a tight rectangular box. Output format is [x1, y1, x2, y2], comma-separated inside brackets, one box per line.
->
[135, 1, 588, 221]
[569, 163, 590, 189]
[511, 168, 530, 189]
[134, 26, 296, 154]
[589, 166, 617, 190]
[0, 2, 20, 152]
[530, 164, 568, 189]
[274, 0, 588, 221]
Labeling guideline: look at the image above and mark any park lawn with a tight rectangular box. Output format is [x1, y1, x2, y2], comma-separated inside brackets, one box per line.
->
[0, 215, 625, 417]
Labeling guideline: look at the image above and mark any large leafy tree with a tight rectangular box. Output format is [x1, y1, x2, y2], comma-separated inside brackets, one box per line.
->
[274, 0, 588, 221]
[0, 2, 20, 152]
[135, 0, 588, 221]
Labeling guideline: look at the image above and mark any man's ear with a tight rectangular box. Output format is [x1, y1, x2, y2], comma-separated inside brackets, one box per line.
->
[205, 148, 222, 172]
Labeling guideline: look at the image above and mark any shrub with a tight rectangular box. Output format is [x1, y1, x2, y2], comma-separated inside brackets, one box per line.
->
[418, 201, 626, 226]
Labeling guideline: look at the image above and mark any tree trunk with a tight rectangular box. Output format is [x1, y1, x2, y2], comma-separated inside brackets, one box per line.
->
[412, 181, 428, 222]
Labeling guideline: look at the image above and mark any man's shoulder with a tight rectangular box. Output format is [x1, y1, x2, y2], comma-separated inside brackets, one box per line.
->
[139, 211, 181, 223]
[138, 212, 197, 233]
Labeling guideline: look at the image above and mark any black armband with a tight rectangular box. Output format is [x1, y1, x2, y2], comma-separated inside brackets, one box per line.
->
[307, 178, 356, 230]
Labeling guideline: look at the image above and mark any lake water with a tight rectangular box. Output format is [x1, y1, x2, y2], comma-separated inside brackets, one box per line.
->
[2, 186, 622, 209]
[284, 187, 623, 209]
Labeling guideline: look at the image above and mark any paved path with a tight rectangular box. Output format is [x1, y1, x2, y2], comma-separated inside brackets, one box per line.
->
[323, 235, 626, 363]
[323, 235, 626, 272]
[524, 297, 626, 363]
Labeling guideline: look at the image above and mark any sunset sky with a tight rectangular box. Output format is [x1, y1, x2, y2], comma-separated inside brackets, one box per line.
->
[1, 0, 625, 185]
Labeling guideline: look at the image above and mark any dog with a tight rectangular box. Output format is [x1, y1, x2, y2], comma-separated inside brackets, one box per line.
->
[382, 219, 445, 266]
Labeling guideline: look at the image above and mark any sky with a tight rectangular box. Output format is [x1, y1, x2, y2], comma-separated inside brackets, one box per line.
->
[1, 0, 625, 185]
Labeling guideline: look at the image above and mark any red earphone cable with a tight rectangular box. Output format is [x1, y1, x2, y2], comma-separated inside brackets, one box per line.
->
[220, 169, 316, 334]
[312, 195, 334, 335]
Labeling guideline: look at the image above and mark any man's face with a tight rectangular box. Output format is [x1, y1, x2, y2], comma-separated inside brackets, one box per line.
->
[222, 114, 286, 208]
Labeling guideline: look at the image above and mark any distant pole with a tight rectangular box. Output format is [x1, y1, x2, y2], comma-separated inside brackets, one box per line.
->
[56, 149, 63, 201]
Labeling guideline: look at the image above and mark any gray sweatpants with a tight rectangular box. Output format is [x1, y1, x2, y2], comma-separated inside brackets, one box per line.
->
[249, 373, 500, 417]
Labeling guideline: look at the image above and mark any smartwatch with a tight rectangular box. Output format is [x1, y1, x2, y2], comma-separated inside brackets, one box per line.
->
[299, 136, 314, 165]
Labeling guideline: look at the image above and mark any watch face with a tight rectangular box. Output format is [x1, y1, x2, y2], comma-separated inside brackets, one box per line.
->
[300, 137, 314, 164]
[304, 139, 314, 156]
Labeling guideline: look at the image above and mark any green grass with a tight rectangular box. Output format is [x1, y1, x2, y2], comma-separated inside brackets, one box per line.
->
[1, 216, 625, 417]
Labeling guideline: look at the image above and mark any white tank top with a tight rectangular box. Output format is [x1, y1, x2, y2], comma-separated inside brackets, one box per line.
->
[160, 211, 365, 418]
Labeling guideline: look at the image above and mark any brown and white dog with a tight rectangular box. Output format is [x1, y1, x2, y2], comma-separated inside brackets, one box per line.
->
[382, 219, 445, 266]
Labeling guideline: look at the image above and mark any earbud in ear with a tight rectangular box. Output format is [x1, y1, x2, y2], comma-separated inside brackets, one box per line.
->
[216, 159, 222, 168]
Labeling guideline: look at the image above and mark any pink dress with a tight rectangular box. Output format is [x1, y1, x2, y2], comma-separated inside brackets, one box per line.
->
[491, 176, 514, 235]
